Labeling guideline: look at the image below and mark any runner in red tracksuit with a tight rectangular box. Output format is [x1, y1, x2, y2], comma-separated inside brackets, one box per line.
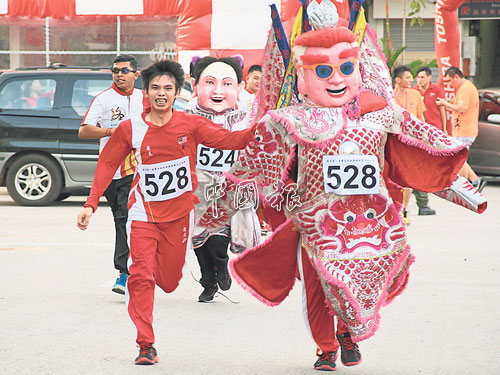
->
[77, 59, 255, 366]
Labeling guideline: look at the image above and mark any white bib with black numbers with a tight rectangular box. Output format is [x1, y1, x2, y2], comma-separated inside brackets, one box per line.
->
[196, 144, 239, 172]
[322, 155, 380, 195]
[138, 156, 193, 202]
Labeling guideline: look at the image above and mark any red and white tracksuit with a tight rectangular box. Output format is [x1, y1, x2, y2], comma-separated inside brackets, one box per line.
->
[298, 246, 348, 354]
[84, 110, 254, 345]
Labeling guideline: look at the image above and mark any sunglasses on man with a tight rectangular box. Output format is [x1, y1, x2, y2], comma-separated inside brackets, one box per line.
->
[111, 67, 136, 74]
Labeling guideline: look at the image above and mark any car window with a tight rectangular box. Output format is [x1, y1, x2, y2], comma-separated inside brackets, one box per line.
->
[0, 78, 56, 110]
[72, 79, 113, 116]
[479, 93, 500, 122]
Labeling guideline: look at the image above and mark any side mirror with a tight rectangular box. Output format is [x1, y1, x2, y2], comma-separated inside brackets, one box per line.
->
[487, 113, 500, 124]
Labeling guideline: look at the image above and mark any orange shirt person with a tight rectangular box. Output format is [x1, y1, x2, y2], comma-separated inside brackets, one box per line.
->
[393, 65, 435, 223]
[393, 66, 425, 120]
[436, 66, 482, 190]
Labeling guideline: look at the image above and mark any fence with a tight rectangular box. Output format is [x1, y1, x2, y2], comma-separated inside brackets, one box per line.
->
[0, 16, 177, 69]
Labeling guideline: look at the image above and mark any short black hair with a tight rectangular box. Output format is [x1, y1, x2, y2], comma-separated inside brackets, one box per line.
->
[393, 65, 412, 79]
[248, 64, 262, 75]
[416, 67, 432, 76]
[191, 56, 243, 85]
[140, 59, 185, 94]
[445, 66, 464, 78]
[112, 54, 137, 72]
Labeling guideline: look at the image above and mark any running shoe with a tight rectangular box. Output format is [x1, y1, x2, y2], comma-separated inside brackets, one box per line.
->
[112, 272, 128, 295]
[215, 267, 232, 291]
[401, 209, 410, 225]
[336, 332, 362, 366]
[198, 284, 218, 302]
[135, 344, 158, 365]
[313, 351, 337, 371]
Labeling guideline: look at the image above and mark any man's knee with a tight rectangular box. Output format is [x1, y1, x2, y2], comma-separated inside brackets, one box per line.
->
[156, 278, 181, 293]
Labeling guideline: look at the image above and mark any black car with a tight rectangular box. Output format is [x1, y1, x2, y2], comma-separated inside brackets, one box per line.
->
[468, 88, 500, 178]
[0, 66, 189, 206]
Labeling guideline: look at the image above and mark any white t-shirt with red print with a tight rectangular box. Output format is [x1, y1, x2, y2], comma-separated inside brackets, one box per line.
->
[82, 83, 149, 179]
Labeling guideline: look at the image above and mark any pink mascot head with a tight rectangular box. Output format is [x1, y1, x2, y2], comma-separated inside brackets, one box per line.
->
[190, 56, 245, 113]
[293, 14, 361, 108]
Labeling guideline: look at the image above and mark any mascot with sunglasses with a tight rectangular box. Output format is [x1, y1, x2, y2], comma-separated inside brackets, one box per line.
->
[197, 0, 484, 371]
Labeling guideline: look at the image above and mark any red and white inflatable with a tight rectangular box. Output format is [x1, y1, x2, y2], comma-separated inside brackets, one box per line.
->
[434, 0, 465, 134]
[1, 0, 318, 74]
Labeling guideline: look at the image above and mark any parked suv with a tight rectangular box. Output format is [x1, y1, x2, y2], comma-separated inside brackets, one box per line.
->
[0, 66, 189, 206]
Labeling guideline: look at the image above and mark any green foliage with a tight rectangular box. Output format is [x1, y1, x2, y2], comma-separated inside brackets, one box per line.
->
[380, 37, 437, 85]
[408, 0, 427, 27]
[407, 59, 438, 77]
[380, 37, 407, 72]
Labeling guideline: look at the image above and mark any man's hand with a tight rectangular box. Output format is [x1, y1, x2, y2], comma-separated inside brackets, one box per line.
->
[77, 207, 94, 230]
[435, 98, 447, 107]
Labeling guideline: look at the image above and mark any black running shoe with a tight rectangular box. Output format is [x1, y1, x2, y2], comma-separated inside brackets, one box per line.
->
[336, 332, 362, 366]
[198, 284, 218, 302]
[313, 351, 337, 371]
[215, 267, 232, 291]
[418, 206, 436, 216]
[135, 344, 158, 365]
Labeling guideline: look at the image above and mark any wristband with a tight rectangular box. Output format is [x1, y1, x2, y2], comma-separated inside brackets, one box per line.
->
[105, 128, 113, 136]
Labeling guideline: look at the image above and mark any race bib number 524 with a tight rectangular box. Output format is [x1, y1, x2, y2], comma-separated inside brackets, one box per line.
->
[196, 145, 239, 172]
[139, 156, 193, 202]
[322, 155, 380, 195]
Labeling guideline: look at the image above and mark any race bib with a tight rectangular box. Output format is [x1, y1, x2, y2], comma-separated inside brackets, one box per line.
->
[138, 156, 193, 202]
[323, 155, 380, 195]
[196, 145, 239, 172]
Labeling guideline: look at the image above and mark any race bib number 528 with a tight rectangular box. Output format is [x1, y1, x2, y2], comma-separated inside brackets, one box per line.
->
[139, 156, 193, 202]
[322, 155, 380, 195]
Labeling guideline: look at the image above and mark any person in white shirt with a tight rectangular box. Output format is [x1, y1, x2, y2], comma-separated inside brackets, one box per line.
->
[239, 64, 262, 112]
[79, 54, 148, 295]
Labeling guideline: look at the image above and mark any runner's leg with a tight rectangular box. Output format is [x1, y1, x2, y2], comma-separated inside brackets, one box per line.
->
[153, 210, 194, 293]
[298, 245, 339, 354]
[127, 221, 159, 346]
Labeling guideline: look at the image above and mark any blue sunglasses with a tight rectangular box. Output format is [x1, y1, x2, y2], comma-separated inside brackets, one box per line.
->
[300, 59, 357, 80]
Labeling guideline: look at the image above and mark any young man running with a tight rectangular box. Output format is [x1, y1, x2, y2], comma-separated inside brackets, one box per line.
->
[77, 59, 255, 365]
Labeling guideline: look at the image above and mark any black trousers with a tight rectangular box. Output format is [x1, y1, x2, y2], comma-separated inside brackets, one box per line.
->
[194, 235, 230, 288]
[103, 174, 133, 274]
[412, 190, 429, 208]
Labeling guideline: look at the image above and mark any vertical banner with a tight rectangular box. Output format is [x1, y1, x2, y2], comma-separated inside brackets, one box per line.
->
[434, 0, 465, 134]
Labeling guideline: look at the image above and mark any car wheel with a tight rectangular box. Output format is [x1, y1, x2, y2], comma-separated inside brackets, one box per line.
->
[6, 154, 63, 206]
[56, 192, 72, 201]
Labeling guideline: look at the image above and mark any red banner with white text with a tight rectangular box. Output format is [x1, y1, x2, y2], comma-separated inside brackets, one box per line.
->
[434, 0, 465, 134]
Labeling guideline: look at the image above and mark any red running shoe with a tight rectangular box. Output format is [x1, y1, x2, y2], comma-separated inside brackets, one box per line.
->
[313, 351, 337, 371]
[135, 344, 159, 365]
[336, 332, 362, 366]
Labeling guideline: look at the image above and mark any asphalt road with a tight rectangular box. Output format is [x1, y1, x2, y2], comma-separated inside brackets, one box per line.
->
[0, 186, 499, 375]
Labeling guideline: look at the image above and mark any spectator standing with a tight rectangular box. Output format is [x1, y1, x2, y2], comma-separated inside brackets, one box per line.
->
[436, 66, 483, 191]
[239, 64, 262, 112]
[79, 55, 148, 294]
[414, 67, 447, 132]
[393, 65, 436, 224]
